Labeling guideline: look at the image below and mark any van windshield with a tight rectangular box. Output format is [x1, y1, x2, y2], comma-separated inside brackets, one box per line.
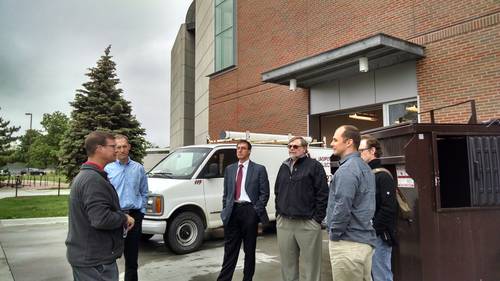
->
[148, 147, 211, 179]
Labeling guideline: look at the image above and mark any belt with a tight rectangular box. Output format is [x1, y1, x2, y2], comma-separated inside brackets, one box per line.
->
[234, 201, 252, 206]
[123, 209, 141, 214]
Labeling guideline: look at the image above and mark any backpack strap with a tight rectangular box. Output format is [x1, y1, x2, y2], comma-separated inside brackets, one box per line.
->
[373, 167, 413, 221]
[372, 167, 393, 179]
[372, 167, 404, 197]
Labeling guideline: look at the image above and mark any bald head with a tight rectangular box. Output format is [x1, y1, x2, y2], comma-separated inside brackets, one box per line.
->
[330, 125, 360, 158]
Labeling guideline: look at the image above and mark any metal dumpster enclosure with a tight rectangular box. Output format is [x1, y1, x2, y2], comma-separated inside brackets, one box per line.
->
[363, 123, 500, 281]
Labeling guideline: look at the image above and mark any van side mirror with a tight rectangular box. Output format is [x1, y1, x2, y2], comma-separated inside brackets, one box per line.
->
[203, 163, 219, 178]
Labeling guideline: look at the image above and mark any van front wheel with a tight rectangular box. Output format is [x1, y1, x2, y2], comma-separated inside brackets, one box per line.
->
[165, 212, 204, 254]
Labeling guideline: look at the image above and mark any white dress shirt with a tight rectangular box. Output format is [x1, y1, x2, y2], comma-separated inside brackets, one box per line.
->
[235, 159, 251, 202]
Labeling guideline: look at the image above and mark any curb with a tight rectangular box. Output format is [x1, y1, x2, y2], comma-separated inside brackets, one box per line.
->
[0, 189, 70, 200]
[0, 217, 68, 227]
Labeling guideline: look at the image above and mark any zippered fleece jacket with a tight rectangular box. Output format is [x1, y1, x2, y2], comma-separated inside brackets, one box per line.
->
[275, 156, 329, 224]
[66, 164, 127, 267]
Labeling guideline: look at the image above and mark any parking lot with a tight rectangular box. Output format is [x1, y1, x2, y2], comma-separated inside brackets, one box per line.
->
[0, 218, 334, 281]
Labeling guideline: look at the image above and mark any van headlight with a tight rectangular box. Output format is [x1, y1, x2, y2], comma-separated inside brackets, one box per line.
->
[146, 194, 163, 216]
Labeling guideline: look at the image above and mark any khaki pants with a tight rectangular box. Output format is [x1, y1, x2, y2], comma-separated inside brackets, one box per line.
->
[329, 240, 374, 281]
[276, 216, 322, 281]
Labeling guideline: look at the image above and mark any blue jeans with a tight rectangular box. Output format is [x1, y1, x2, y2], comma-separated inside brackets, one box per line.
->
[372, 236, 393, 281]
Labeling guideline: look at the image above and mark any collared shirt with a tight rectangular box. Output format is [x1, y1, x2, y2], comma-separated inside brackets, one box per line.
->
[104, 157, 149, 214]
[326, 151, 377, 247]
[84, 161, 104, 171]
[285, 153, 307, 173]
[235, 159, 251, 202]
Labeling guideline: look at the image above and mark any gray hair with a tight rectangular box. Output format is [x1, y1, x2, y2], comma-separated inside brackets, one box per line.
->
[288, 136, 308, 152]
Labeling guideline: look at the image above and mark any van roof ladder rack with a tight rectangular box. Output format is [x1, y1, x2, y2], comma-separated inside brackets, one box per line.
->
[207, 131, 326, 147]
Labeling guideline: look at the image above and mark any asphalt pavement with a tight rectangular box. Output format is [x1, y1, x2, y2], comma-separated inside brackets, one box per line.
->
[0, 217, 334, 281]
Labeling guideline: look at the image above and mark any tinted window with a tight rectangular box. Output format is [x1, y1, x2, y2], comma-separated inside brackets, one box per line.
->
[198, 149, 237, 178]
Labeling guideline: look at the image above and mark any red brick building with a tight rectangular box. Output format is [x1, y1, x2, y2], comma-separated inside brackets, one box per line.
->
[208, 1, 500, 141]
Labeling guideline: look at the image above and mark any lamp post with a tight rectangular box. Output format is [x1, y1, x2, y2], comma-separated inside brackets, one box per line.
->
[24, 113, 33, 180]
[25, 113, 32, 130]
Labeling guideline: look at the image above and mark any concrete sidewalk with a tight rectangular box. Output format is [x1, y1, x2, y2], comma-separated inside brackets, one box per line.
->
[0, 217, 334, 281]
[0, 188, 70, 199]
[0, 241, 14, 281]
[0, 217, 68, 227]
[0, 217, 68, 281]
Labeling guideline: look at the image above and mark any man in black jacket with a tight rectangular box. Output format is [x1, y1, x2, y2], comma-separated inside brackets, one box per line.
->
[359, 135, 398, 281]
[275, 136, 329, 281]
[66, 131, 135, 281]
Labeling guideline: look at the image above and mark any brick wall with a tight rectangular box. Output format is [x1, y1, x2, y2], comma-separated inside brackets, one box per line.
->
[414, 13, 500, 123]
[209, 1, 500, 137]
[209, 81, 309, 139]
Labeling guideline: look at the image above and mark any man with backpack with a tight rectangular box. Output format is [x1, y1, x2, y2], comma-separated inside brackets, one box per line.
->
[359, 134, 398, 281]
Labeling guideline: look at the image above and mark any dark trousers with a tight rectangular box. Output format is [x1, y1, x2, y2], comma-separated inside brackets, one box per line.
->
[124, 210, 143, 281]
[72, 262, 119, 281]
[217, 203, 259, 281]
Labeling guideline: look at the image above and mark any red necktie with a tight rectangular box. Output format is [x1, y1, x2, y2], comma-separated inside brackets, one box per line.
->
[235, 164, 243, 200]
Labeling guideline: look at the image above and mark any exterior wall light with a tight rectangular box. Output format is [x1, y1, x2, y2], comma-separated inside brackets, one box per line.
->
[289, 79, 297, 91]
[359, 57, 369, 72]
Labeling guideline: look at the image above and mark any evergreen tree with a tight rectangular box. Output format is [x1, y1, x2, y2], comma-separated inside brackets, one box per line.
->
[60, 46, 146, 181]
[0, 108, 20, 167]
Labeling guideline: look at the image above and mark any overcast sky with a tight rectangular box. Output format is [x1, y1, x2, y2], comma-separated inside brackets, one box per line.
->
[0, 0, 193, 147]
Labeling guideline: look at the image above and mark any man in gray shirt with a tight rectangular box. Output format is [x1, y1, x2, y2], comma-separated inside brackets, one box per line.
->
[327, 125, 377, 281]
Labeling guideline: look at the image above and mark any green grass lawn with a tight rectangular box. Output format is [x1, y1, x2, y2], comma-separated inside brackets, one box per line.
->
[0, 195, 69, 219]
[22, 173, 69, 183]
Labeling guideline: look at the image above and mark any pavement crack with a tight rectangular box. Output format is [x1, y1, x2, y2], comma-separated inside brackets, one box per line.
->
[0, 240, 15, 281]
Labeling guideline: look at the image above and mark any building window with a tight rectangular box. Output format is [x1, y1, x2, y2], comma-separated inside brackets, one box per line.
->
[215, 0, 235, 71]
[383, 99, 418, 126]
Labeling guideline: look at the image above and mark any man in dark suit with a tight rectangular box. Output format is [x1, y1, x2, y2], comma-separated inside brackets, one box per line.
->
[217, 140, 270, 281]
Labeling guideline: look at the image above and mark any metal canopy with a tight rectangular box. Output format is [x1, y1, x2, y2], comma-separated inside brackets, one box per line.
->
[261, 33, 425, 88]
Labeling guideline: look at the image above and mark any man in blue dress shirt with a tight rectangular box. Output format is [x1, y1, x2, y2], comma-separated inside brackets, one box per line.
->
[105, 134, 148, 281]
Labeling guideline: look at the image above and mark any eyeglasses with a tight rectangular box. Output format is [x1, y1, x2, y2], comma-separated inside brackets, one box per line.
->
[358, 147, 370, 152]
[288, 144, 302, 149]
[101, 144, 116, 149]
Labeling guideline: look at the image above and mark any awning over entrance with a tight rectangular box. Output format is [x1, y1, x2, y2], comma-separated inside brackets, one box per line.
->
[261, 33, 425, 88]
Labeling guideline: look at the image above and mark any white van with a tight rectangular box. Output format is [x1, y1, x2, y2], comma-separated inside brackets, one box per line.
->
[142, 143, 332, 254]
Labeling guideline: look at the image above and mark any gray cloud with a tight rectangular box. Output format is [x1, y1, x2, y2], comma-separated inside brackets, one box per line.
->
[0, 0, 192, 147]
